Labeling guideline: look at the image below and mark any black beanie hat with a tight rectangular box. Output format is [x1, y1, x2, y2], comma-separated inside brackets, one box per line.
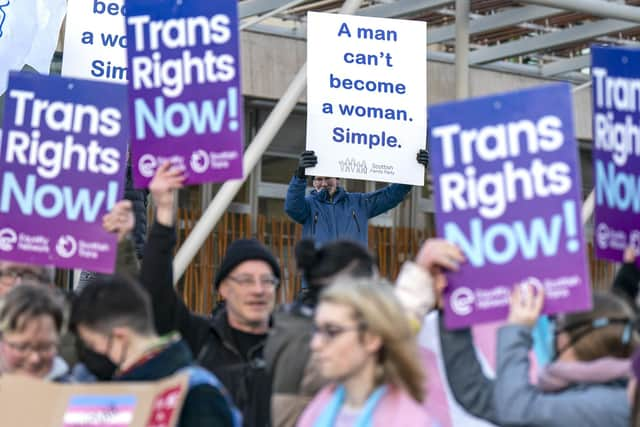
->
[214, 239, 281, 289]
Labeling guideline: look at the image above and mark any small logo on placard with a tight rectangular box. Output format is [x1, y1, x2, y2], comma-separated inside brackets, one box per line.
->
[56, 235, 77, 258]
[139, 154, 157, 178]
[338, 157, 367, 174]
[450, 287, 475, 316]
[0, 228, 17, 251]
[596, 223, 610, 249]
[190, 150, 210, 173]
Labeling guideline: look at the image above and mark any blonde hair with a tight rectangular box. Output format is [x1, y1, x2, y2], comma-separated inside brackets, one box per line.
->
[320, 277, 425, 402]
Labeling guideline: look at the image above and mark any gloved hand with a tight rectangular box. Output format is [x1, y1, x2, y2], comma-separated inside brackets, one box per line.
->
[296, 150, 318, 178]
[417, 149, 429, 168]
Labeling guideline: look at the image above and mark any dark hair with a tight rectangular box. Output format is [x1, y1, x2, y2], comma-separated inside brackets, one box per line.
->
[556, 291, 638, 361]
[0, 283, 65, 334]
[295, 239, 376, 289]
[70, 275, 154, 336]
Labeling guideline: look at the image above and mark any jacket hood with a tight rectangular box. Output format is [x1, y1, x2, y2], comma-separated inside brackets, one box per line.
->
[116, 339, 193, 381]
[46, 356, 69, 381]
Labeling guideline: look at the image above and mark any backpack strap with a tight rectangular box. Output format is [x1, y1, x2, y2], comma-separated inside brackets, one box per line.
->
[178, 366, 243, 427]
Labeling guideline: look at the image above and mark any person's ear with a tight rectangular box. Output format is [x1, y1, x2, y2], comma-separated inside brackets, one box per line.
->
[218, 281, 229, 300]
[110, 326, 130, 343]
[363, 332, 383, 355]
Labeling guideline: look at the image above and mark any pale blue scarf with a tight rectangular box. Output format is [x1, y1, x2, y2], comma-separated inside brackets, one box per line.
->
[313, 384, 387, 427]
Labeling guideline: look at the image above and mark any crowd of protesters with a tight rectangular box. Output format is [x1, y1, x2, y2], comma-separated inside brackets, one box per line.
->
[1, 153, 640, 427]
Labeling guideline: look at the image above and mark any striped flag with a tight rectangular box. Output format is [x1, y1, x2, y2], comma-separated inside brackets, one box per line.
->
[63, 395, 137, 427]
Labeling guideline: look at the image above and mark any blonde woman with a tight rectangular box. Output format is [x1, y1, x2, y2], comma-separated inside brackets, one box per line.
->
[297, 277, 433, 427]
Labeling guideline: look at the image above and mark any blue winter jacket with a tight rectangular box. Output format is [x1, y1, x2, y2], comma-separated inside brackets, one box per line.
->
[284, 176, 411, 245]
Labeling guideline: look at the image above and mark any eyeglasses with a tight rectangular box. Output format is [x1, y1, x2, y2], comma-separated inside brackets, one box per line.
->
[227, 275, 280, 288]
[312, 323, 365, 342]
[0, 269, 50, 283]
[2, 339, 57, 356]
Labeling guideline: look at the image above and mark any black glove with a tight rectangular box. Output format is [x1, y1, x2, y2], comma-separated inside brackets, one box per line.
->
[417, 149, 429, 168]
[296, 150, 318, 178]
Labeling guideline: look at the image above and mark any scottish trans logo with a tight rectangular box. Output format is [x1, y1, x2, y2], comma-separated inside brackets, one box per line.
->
[0, 0, 9, 38]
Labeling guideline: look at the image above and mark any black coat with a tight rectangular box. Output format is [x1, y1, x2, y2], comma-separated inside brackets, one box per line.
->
[612, 261, 640, 307]
[140, 222, 272, 427]
[124, 160, 149, 260]
[116, 340, 234, 427]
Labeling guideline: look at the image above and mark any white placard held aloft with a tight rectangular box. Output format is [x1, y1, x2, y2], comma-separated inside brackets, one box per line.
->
[306, 12, 426, 186]
[61, 0, 127, 84]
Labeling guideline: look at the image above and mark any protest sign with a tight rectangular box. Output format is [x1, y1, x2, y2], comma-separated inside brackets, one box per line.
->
[0, 373, 189, 427]
[0, 0, 65, 96]
[591, 45, 640, 265]
[306, 12, 426, 186]
[429, 83, 591, 329]
[0, 72, 128, 273]
[126, 0, 244, 188]
[61, 0, 127, 83]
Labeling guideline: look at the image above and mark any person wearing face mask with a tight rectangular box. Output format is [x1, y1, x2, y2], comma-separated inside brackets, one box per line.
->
[297, 277, 433, 426]
[70, 274, 241, 427]
[285, 150, 429, 246]
[0, 283, 68, 380]
[0, 199, 139, 374]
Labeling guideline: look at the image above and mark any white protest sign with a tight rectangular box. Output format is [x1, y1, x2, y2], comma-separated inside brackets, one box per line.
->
[0, 0, 66, 96]
[306, 12, 426, 186]
[61, 0, 127, 83]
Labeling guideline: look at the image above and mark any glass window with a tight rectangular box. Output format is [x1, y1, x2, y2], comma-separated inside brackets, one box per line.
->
[254, 107, 307, 155]
[259, 197, 287, 220]
[262, 155, 298, 184]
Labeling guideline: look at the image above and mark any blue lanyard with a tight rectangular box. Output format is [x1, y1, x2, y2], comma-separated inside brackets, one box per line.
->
[314, 384, 387, 427]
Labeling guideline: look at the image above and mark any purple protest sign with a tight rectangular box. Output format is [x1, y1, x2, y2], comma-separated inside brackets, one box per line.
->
[126, 0, 243, 188]
[591, 46, 640, 266]
[0, 72, 128, 273]
[429, 83, 591, 329]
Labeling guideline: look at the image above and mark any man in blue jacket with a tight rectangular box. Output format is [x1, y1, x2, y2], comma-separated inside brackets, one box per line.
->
[285, 149, 428, 246]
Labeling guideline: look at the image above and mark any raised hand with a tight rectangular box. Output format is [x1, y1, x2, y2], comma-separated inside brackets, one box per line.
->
[416, 149, 429, 168]
[624, 246, 637, 263]
[507, 282, 545, 327]
[415, 239, 465, 308]
[103, 200, 134, 242]
[149, 162, 186, 226]
[296, 150, 318, 178]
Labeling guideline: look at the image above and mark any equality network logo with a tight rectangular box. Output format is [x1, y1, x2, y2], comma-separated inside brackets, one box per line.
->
[0, 0, 9, 38]
[0, 228, 17, 251]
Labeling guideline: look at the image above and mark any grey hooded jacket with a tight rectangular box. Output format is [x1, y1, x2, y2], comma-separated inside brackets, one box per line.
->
[439, 318, 630, 427]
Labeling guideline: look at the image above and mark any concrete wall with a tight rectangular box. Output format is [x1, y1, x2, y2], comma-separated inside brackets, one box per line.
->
[240, 31, 594, 141]
[240, 31, 596, 231]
